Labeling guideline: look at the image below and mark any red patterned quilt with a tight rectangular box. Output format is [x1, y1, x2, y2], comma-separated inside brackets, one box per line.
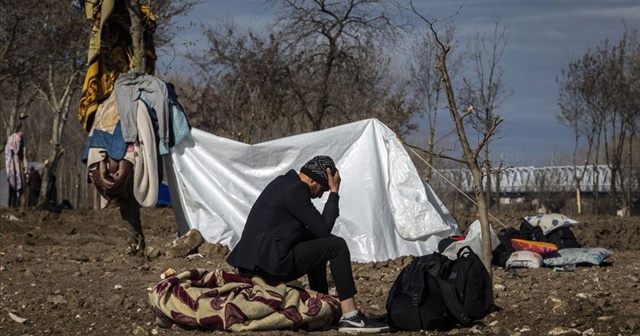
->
[148, 269, 341, 331]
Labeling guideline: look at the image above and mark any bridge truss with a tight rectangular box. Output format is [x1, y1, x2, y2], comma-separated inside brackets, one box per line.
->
[432, 165, 639, 195]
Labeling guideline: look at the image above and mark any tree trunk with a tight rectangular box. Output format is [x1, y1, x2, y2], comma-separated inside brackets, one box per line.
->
[627, 132, 634, 212]
[471, 165, 493, 275]
[75, 172, 81, 210]
[610, 168, 618, 214]
[495, 167, 501, 211]
[313, 42, 336, 130]
[484, 148, 492, 210]
[576, 178, 583, 214]
[437, 48, 493, 275]
[38, 97, 62, 207]
[127, 1, 145, 73]
[38, 147, 63, 207]
[594, 166, 600, 215]
[425, 131, 436, 181]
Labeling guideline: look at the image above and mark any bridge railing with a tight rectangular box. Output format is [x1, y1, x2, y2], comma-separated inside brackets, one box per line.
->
[430, 165, 639, 194]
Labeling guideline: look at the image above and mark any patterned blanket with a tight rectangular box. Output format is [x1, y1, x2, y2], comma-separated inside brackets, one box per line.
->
[148, 269, 341, 331]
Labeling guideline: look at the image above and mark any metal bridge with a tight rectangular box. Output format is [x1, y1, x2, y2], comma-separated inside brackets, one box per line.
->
[430, 165, 636, 194]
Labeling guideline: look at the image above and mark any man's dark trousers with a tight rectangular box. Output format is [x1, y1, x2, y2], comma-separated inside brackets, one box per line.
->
[239, 235, 357, 301]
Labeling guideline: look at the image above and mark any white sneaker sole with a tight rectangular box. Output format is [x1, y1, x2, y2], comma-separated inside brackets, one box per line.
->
[338, 326, 390, 333]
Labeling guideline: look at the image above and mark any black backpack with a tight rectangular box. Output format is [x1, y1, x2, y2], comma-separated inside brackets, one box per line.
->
[541, 227, 581, 249]
[492, 227, 524, 267]
[519, 219, 544, 241]
[520, 219, 581, 249]
[386, 246, 494, 331]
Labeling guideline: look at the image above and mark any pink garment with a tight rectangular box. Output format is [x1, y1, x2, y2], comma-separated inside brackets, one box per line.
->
[4, 132, 26, 194]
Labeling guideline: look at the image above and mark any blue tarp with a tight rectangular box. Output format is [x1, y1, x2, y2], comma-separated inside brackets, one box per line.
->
[156, 181, 171, 207]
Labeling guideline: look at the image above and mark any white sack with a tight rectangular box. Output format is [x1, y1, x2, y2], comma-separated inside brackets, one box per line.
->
[169, 118, 457, 262]
[442, 220, 500, 260]
[506, 251, 543, 268]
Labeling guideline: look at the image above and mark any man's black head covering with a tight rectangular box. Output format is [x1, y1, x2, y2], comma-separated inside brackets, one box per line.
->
[300, 155, 336, 190]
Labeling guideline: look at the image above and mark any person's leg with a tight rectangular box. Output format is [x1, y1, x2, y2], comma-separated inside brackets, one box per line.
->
[9, 186, 18, 207]
[293, 236, 390, 333]
[29, 188, 37, 207]
[292, 235, 357, 301]
[305, 260, 328, 294]
[118, 195, 145, 255]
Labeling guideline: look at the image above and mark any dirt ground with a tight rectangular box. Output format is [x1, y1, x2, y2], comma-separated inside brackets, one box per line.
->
[1, 206, 639, 336]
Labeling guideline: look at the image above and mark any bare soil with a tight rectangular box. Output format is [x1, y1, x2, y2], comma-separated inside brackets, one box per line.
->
[1, 207, 639, 335]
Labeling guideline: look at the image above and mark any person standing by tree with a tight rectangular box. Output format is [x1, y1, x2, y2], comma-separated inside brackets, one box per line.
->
[27, 166, 41, 207]
[4, 132, 27, 208]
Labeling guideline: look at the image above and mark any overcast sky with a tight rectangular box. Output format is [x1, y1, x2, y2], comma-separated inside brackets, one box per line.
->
[158, 0, 640, 167]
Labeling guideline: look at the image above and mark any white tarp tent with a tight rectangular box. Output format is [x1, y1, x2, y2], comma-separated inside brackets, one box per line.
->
[168, 118, 458, 262]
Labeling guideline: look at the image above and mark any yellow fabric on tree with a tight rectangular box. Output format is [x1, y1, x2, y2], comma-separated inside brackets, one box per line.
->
[78, 0, 157, 132]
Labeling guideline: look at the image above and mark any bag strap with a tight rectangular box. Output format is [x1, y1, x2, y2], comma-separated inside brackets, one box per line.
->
[435, 277, 472, 325]
[457, 245, 473, 259]
[400, 265, 426, 307]
[408, 271, 425, 306]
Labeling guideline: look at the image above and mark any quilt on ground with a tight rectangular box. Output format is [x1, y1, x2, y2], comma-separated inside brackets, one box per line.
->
[148, 269, 341, 331]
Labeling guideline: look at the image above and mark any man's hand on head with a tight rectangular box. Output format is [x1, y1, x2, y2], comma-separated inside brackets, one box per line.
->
[327, 167, 341, 194]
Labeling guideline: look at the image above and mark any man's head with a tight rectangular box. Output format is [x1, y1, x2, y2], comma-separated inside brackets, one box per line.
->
[300, 156, 336, 197]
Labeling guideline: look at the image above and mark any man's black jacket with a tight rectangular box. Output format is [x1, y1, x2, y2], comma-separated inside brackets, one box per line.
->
[226, 169, 340, 276]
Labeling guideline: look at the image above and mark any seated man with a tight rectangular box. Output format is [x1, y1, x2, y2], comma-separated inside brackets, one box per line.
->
[227, 156, 389, 333]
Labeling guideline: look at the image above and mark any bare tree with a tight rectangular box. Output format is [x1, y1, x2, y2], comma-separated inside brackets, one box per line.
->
[459, 19, 511, 210]
[408, 2, 505, 273]
[185, 22, 295, 142]
[269, 0, 402, 130]
[558, 45, 612, 213]
[0, 0, 89, 207]
[604, 28, 639, 213]
[0, 78, 36, 142]
[326, 39, 419, 135]
[626, 26, 640, 214]
[183, 7, 417, 142]
[601, 32, 635, 211]
[408, 27, 459, 181]
[1, 1, 91, 211]
[557, 55, 598, 214]
[558, 27, 640, 215]
[0, 0, 39, 150]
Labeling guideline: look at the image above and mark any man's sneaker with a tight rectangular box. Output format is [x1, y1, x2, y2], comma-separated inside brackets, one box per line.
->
[338, 311, 391, 333]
